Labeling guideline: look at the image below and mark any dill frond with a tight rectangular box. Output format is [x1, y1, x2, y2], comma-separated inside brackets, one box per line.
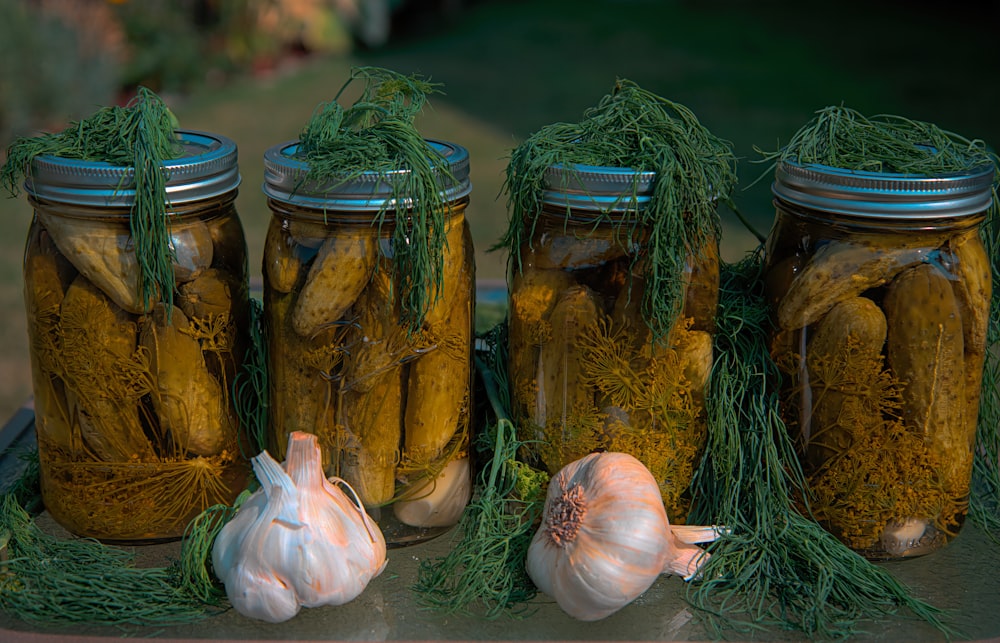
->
[0, 494, 214, 625]
[1, 87, 183, 312]
[970, 177, 1000, 540]
[499, 79, 737, 342]
[756, 104, 995, 176]
[291, 66, 453, 333]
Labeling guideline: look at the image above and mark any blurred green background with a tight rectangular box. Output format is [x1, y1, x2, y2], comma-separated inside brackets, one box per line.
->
[1, 0, 998, 423]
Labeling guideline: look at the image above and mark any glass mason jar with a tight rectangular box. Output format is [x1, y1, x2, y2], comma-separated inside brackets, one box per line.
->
[507, 165, 718, 524]
[262, 138, 475, 546]
[764, 159, 995, 559]
[21, 130, 251, 542]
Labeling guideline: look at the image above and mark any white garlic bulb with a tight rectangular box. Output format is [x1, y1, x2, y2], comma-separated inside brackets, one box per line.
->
[526, 451, 722, 621]
[212, 431, 387, 622]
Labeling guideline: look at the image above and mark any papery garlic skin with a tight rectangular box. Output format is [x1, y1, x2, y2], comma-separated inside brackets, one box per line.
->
[280, 431, 387, 607]
[211, 432, 387, 622]
[221, 484, 303, 623]
[526, 452, 673, 621]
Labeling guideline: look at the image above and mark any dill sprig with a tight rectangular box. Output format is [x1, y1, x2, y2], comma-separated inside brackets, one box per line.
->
[499, 78, 737, 342]
[686, 254, 949, 638]
[414, 417, 539, 618]
[293, 66, 453, 332]
[0, 494, 213, 626]
[177, 488, 253, 604]
[232, 297, 269, 459]
[755, 104, 995, 175]
[1, 86, 183, 312]
[970, 181, 1000, 541]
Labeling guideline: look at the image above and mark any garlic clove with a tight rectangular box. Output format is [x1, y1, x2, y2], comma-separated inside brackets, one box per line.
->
[211, 494, 265, 580]
[224, 483, 303, 623]
[393, 457, 472, 527]
[211, 433, 388, 623]
[227, 567, 301, 624]
[881, 517, 929, 556]
[277, 433, 387, 608]
[170, 219, 214, 283]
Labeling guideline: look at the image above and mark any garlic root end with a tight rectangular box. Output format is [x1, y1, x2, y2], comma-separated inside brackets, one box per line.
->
[670, 524, 729, 545]
[664, 541, 711, 581]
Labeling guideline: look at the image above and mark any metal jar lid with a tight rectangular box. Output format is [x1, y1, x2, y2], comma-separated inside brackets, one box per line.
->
[262, 138, 472, 211]
[541, 163, 657, 213]
[772, 159, 995, 220]
[24, 130, 241, 206]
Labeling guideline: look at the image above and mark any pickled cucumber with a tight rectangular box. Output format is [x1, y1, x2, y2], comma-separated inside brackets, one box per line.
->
[39, 212, 148, 314]
[266, 288, 340, 464]
[508, 264, 575, 426]
[947, 229, 992, 452]
[264, 221, 302, 294]
[403, 244, 472, 467]
[536, 285, 600, 457]
[778, 240, 930, 331]
[805, 297, 887, 466]
[61, 277, 153, 461]
[141, 304, 230, 457]
[682, 239, 720, 332]
[178, 268, 237, 319]
[292, 227, 377, 337]
[339, 267, 404, 506]
[884, 262, 967, 490]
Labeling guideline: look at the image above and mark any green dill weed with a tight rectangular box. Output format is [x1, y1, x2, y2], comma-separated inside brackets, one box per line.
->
[261, 67, 475, 545]
[501, 80, 734, 523]
[760, 105, 998, 558]
[3, 87, 182, 312]
[8, 114, 252, 542]
[0, 494, 217, 626]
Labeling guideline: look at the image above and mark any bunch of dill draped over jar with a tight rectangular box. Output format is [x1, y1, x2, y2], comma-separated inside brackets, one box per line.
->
[499, 78, 738, 342]
[755, 103, 997, 175]
[292, 66, 454, 332]
[1, 87, 183, 312]
[755, 104, 1000, 541]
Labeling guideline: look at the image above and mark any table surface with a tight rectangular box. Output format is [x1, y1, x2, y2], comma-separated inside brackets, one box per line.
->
[2, 403, 999, 643]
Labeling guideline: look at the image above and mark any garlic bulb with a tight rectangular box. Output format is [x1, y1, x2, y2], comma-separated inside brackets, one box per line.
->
[526, 451, 722, 621]
[212, 431, 387, 622]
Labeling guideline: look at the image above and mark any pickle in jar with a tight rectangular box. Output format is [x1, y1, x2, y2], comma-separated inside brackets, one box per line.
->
[338, 266, 408, 506]
[884, 262, 968, 491]
[292, 226, 378, 338]
[403, 218, 472, 470]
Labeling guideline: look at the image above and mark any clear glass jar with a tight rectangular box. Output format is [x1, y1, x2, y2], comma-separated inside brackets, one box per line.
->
[764, 160, 995, 558]
[262, 138, 475, 546]
[21, 130, 251, 542]
[507, 165, 718, 524]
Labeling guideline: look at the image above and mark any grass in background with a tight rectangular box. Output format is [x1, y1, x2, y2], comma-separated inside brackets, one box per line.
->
[0, 0, 996, 423]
